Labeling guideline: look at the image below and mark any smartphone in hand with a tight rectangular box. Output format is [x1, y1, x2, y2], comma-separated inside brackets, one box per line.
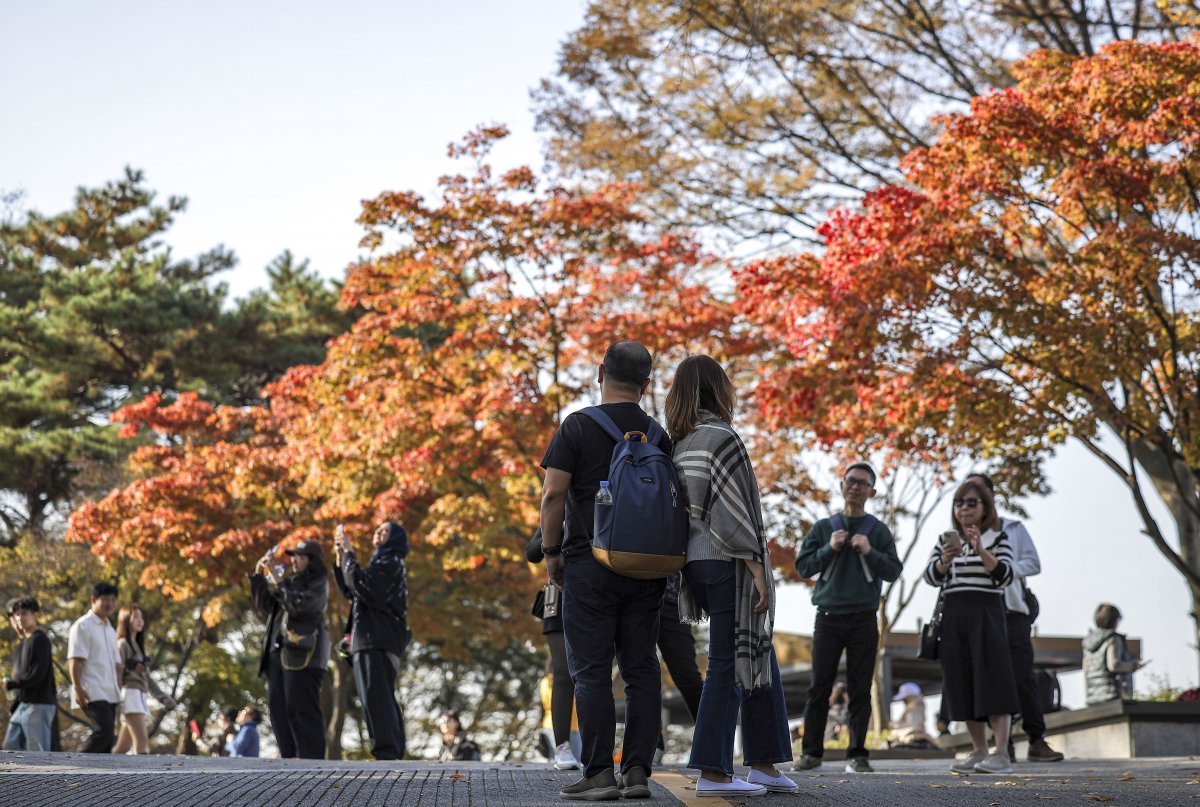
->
[941, 530, 963, 550]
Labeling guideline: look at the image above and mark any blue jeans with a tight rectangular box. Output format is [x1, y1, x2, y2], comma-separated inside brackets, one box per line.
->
[685, 560, 791, 775]
[562, 557, 666, 778]
[3, 702, 56, 751]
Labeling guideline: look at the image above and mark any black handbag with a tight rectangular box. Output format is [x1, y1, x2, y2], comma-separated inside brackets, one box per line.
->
[281, 625, 319, 671]
[1023, 582, 1040, 623]
[917, 592, 944, 661]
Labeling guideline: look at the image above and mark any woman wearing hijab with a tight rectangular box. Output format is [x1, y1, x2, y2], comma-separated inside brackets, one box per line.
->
[667, 355, 796, 798]
[333, 521, 411, 761]
[250, 539, 330, 759]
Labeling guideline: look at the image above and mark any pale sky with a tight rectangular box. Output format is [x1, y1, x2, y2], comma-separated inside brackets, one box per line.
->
[3, 1, 1195, 708]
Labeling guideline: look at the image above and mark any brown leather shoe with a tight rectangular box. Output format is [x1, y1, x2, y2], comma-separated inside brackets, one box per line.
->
[1027, 738, 1064, 762]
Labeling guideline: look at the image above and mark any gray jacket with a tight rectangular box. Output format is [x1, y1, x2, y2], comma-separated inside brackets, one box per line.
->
[1083, 628, 1135, 705]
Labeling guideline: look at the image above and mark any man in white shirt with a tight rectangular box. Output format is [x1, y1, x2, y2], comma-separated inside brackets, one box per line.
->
[68, 582, 122, 753]
[968, 474, 1064, 763]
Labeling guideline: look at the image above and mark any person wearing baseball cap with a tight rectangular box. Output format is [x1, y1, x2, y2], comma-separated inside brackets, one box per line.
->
[891, 683, 935, 749]
[249, 538, 330, 759]
[285, 540, 325, 561]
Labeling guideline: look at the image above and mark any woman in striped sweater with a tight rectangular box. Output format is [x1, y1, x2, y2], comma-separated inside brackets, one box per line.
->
[924, 479, 1020, 774]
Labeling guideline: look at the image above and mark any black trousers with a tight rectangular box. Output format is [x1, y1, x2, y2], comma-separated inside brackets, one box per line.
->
[1007, 611, 1046, 742]
[545, 630, 575, 746]
[801, 610, 878, 760]
[82, 700, 116, 753]
[658, 604, 703, 722]
[266, 651, 326, 759]
[353, 649, 406, 760]
[563, 557, 666, 778]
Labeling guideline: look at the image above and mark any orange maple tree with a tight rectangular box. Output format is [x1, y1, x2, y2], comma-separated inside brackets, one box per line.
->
[69, 127, 748, 656]
[737, 38, 1200, 655]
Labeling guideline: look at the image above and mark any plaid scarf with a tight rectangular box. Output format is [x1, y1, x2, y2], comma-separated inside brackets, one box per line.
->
[673, 411, 775, 691]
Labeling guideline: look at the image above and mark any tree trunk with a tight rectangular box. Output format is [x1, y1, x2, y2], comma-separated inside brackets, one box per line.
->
[1128, 438, 1200, 678]
[871, 609, 891, 735]
[324, 660, 354, 759]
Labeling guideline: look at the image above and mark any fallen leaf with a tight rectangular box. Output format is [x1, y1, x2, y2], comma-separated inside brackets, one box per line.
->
[994, 781, 1024, 786]
[449, 773, 465, 780]
[329, 784, 340, 789]
[1086, 795, 1115, 802]
[837, 779, 850, 784]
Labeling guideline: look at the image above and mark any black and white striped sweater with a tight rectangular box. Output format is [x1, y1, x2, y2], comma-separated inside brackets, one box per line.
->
[924, 528, 1013, 594]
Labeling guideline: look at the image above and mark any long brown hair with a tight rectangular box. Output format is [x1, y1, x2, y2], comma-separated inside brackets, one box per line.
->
[665, 355, 736, 440]
[951, 480, 1001, 534]
[116, 604, 144, 655]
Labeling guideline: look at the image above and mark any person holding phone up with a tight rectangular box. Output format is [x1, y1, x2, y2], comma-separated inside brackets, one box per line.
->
[333, 521, 411, 761]
[924, 479, 1019, 775]
[249, 540, 330, 759]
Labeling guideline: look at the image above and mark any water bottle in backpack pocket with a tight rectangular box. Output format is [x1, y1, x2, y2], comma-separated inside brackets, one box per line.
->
[580, 407, 688, 579]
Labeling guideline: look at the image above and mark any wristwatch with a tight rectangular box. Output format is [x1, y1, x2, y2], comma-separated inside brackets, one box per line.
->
[541, 542, 563, 557]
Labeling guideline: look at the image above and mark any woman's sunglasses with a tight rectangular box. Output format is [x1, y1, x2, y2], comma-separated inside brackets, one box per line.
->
[953, 498, 982, 509]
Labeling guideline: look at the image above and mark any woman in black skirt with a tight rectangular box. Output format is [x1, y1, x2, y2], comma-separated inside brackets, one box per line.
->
[924, 479, 1019, 775]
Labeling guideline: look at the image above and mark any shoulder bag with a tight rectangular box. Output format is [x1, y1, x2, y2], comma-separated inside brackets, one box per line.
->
[917, 590, 945, 661]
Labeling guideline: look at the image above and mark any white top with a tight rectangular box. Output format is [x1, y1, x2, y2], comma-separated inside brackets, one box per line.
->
[67, 610, 121, 706]
[1000, 519, 1041, 615]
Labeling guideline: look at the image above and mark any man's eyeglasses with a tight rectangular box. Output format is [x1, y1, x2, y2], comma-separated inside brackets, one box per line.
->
[953, 498, 982, 509]
[844, 478, 873, 489]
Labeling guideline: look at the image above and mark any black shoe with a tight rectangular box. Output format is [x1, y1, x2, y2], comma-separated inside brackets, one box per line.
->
[792, 754, 822, 771]
[618, 767, 651, 798]
[1027, 738, 1065, 762]
[561, 769, 620, 801]
[845, 757, 874, 773]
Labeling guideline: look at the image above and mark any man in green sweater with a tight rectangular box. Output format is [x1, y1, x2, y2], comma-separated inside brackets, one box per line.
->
[794, 463, 903, 774]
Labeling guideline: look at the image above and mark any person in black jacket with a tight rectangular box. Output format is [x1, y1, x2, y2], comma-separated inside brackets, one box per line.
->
[3, 596, 57, 751]
[250, 540, 330, 759]
[333, 521, 410, 760]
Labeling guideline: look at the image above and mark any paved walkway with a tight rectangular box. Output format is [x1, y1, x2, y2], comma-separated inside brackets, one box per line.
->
[3, 752, 1200, 805]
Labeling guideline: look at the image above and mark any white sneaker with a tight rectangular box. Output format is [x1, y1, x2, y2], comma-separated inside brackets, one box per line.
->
[695, 776, 767, 797]
[973, 752, 1014, 774]
[553, 742, 580, 770]
[746, 768, 799, 793]
[950, 749, 988, 774]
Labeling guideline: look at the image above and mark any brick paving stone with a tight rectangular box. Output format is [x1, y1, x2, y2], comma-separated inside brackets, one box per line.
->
[4, 752, 1200, 805]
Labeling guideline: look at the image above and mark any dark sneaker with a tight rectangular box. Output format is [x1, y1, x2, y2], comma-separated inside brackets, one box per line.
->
[792, 754, 822, 771]
[618, 767, 651, 799]
[561, 768, 620, 801]
[845, 757, 874, 773]
[1027, 739, 1065, 762]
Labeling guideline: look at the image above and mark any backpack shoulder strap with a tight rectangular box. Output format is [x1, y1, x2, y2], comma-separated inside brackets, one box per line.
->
[578, 406, 625, 443]
[858, 514, 879, 535]
[580, 406, 666, 447]
[830, 514, 846, 533]
[643, 417, 668, 448]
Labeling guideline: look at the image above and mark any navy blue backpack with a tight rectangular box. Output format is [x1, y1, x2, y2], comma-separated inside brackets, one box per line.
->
[579, 407, 688, 579]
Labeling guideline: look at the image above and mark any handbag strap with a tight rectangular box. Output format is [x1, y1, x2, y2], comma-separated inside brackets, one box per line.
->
[281, 641, 317, 671]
